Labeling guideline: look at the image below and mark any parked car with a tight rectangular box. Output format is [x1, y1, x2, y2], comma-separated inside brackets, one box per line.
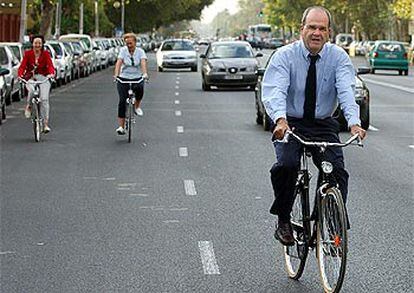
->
[92, 39, 109, 70]
[254, 53, 371, 131]
[0, 42, 24, 62]
[368, 40, 409, 75]
[200, 41, 262, 91]
[44, 44, 61, 87]
[265, 38, 285, 49]
[0, 44, 20, 104]
[59, 34, 94, 75]
[156, 39, 197, 72]
[0, 67, 9, 125]
[62, 41, 81, 80]
[70, 41, 89, 77]
[46, 40, 73, 84]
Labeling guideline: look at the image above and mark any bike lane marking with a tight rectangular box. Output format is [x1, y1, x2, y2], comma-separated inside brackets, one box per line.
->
[179, 147, 188, 157]
[184, 180, 197, 195]
[198, 241, 220, 275]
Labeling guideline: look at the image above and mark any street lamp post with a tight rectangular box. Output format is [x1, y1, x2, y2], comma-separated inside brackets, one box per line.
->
[19, 0, 27, 43]
[121, 0, 125, 32]
[79, 3, 84, 34]
[95, 0, 99, 36]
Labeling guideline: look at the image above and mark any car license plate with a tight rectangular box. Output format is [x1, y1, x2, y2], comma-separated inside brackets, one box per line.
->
[225, 75, 243, 80]
[385, 54, 397, 58]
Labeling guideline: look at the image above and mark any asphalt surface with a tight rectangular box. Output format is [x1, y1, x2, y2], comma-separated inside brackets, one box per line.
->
[1, 51, 413, 292]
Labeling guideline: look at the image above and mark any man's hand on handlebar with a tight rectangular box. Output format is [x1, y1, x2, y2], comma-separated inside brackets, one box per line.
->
[350, 125, 366, 140]
[273, 117, 290, 140]
[142, 73, 149, 82]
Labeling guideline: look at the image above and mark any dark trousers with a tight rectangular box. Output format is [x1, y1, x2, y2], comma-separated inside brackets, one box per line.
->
[117, 77, 144, 118]
[270, 117, 349, 222]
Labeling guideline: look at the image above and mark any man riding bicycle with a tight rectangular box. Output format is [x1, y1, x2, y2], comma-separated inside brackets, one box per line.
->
[113, 33, 148, 135]
[262, 6, 366, 246]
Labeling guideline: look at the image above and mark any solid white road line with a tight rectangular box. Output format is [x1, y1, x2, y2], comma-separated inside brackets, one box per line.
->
[184, 180, 197, 195]
[362, 78, 414, 94]
[179, 147, 188, 157]
[175, 110, 182, 116]
[174, 100, 180, 104]
[368, 125, 379, 131]
[198, 241, 220, 275]
[177, 126, 184, 133]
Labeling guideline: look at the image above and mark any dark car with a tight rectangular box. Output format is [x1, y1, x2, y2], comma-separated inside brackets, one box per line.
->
[254, 56, 371, 131]
[0, 67, 10, 125]
[200, 41, 263, 91]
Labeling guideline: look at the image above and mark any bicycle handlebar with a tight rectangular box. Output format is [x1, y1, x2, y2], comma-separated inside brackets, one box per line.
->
[18, 77, 54, 85]
[115, 77, 148, 84]
[276, 130, 363, 148]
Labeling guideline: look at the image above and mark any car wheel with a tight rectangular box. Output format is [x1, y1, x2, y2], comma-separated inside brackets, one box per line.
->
[404, 70, 409, 76]
[371, 69, 375, 74]
[263, 112, 272, 131]
[361, 108, 370, 130]
[5, 91, 11, 106]
[202, 77, 210, 91]
[399, 70, 403, 75]
[191, 66, 197, 72]
[158, 66, 163, 72]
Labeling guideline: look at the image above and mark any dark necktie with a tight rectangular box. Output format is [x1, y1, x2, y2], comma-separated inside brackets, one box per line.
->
[303, 54, 319, 123]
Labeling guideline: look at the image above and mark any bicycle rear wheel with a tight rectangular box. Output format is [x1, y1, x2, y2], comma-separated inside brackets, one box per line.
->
[284, 187, 308, 280]
[316, 187, 347, 293]
[32, 103, 41, 142]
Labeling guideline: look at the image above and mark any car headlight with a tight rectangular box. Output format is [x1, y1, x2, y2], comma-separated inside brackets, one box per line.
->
[355, 87, 367, 97]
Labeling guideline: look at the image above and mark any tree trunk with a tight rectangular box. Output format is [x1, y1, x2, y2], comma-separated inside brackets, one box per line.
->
[39, 0, 55, 39]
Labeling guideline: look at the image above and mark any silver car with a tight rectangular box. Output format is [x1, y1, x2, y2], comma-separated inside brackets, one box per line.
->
[0, 67, 9, 124]
[156, 39, 198, 72]
[46, 41, 73, 84]
[0, 44, 20, 104]
[200, 41, 262, 91]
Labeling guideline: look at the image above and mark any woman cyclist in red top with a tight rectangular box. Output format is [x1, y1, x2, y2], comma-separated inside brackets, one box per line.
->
[18, 35, 55, 133]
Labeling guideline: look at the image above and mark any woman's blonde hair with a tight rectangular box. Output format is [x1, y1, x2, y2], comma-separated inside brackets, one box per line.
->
[123, 33, 137, 42]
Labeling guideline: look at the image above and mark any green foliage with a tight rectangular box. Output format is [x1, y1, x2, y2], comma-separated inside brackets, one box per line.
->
[104, 0, 214, 33]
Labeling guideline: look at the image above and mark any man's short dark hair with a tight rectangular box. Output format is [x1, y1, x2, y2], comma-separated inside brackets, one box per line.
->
[301, 6, 332, 28]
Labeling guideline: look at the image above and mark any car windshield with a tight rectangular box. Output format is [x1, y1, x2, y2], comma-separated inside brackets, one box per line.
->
[0, 47, 8, 65]
[208, 44, 253, 59]
[161, 41, 194, 51]
[50, 43, 63, 57]
[377, 43, 403, 52]
[10, 46, 21, 60]
[71, 42, 83, 53]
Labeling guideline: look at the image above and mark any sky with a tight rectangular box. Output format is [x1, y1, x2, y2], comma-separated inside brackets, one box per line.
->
[200, 0, 240, 24]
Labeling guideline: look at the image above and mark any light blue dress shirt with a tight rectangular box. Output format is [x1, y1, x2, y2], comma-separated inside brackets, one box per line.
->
[262, 40, 360, 127]
[118, 46, 147, 79]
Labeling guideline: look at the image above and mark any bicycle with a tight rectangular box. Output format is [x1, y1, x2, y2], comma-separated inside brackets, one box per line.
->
[115, 77, 146, 143]
[19, 77, 52, 142]
[275, 130, 362, 293]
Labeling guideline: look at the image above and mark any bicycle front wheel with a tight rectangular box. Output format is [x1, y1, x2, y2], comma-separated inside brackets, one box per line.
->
[127, 102, 132, 143]
[284, 187, 308, 280]
[316, 187, 347, 293]
[32, 103, 41, 142]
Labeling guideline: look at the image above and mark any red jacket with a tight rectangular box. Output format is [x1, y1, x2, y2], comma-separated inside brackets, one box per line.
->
[18, 49, 55, 80]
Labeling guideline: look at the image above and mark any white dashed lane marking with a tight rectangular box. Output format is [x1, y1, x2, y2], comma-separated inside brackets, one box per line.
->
[198, 241, 220, 275]
[175, 92, 179, 96]
[177, 126, 184, 133]
[175, 85, 179, 89]
[179, 147, 188, 157]
[174, 100, 180, 104]
[184, 180, 197, 195]
[175, 110, 182, 116]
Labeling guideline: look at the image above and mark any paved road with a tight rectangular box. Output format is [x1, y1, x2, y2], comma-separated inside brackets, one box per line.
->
[1, 52, 413, 292]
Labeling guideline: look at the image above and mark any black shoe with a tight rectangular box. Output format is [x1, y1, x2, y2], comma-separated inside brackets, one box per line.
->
[274, 220, 295, 246]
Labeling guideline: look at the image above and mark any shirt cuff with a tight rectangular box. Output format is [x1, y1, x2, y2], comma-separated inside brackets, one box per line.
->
[347, 117, 361, 128]
[272, 112, 286, 124]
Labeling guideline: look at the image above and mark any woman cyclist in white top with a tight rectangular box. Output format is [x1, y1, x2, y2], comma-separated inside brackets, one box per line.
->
[113, 33, 148, 135]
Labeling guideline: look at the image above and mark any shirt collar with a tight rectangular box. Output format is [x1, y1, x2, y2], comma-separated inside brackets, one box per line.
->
[299, 40, 327, 61]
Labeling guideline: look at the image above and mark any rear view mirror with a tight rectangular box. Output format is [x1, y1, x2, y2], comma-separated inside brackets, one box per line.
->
[255, 52, 263, 58]
[0, 68, 10, 75]
[199, 54, 206, 58]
